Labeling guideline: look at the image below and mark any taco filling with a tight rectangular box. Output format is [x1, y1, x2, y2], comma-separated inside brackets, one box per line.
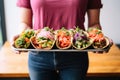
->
[73, 27, 92, 49]
[14, 36, 30, 48]
[31, 27, 55, 49]
[56, 28, 72, 49]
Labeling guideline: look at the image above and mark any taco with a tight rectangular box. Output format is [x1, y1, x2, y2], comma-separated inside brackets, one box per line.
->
[14, 29, 35, 48]
[55, 27, 73, 49]
[31, 27, 55, 49]
[87, 27, 109, 49]
[72, 27, 93, 50]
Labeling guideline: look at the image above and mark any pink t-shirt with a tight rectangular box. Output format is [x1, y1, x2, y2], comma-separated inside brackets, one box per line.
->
[17, 0, 102, 30]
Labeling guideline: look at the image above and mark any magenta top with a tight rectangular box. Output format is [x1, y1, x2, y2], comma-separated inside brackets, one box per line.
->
[17, 0, 102, 30]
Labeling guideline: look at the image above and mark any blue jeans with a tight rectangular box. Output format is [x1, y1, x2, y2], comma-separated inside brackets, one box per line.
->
[28, 51, 89, 80]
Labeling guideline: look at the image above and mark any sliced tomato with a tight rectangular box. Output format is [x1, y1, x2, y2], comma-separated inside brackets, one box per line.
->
[58, 36, 71, 48]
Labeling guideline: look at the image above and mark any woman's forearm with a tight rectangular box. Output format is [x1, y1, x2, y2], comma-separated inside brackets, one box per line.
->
[18, 8, 32, 30]
[87, 9, 102, 30]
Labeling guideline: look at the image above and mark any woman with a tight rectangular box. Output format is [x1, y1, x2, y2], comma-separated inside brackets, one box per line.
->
[15, 0, 103, 80]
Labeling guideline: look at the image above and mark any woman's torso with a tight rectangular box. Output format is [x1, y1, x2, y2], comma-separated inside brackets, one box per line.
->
[30, 0, 88, 30]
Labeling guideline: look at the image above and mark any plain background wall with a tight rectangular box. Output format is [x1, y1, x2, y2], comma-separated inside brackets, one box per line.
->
[4, 0, 120, 44]
[101, 0, 120, 44]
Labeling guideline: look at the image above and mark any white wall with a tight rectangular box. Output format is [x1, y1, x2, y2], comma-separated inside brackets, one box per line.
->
[4, 0, 20, 41]
[4, 0, 120, 44]
[101, 0, 120, 44]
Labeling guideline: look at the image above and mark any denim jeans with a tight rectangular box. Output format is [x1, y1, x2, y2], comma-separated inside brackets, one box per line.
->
[28, 51, 89, 80]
